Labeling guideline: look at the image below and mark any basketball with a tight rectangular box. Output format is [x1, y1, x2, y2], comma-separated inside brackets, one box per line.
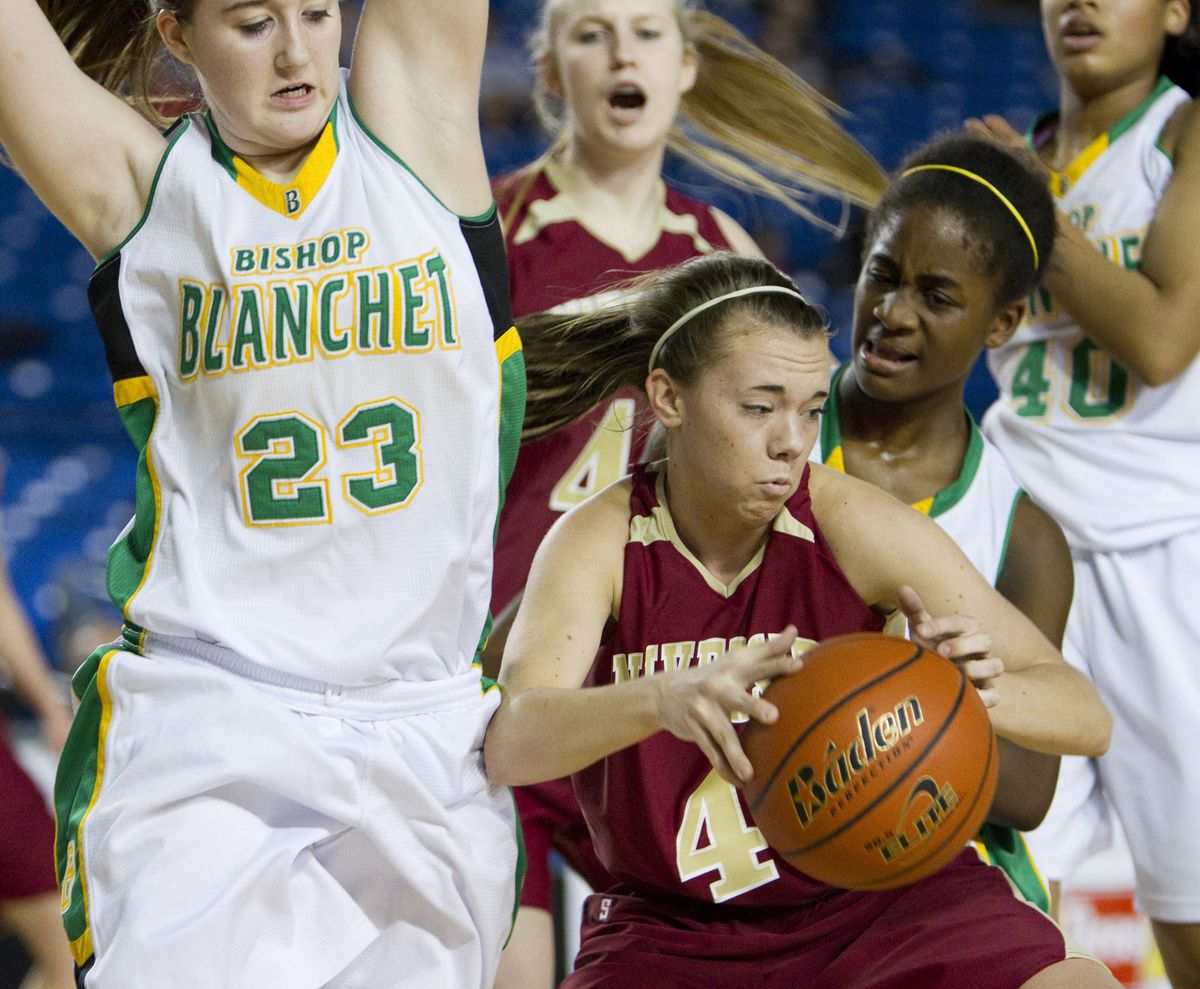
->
[742, 632, 998, 891]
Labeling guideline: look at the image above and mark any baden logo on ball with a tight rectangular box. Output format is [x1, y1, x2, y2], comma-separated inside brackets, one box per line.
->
[742, 632, 998, 891]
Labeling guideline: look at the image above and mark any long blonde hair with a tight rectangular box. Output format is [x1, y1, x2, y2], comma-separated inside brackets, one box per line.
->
[502, 1, 887, 231]
[38, 0, 197, 122]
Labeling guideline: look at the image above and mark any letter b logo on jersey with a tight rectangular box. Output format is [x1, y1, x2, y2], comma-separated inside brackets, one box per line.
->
[285, 189, 302, 215]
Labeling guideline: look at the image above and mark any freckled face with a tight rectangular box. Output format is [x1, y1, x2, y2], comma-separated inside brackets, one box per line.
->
[546, 0, 697, 157]
[851, 204, 1007, 405]
[163, 0, 342, 158]
[668, 320, 831, 529]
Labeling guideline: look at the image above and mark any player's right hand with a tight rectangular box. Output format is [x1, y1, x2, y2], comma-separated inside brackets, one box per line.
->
[654, 627, 800, 786]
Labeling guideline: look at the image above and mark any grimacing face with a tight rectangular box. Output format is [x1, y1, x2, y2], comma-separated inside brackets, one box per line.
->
[851, 203, 1014, 406]
[662, 318, 830, 532]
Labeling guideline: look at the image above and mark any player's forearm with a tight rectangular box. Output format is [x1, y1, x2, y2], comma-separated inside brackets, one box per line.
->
[484, 679, 664, 786]
[988, 662, 1111, 758]
[1043, 216, 1200, 386]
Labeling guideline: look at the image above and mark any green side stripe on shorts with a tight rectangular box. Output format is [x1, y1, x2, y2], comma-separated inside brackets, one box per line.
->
[974, 823, 1050, 913]
[505, 788, 528, 948]
[54, 647, 121, 965]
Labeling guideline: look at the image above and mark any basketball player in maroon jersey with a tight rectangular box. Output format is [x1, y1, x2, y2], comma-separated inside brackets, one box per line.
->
[485, 253, 1118, 988]
[486, 2, 885, 982]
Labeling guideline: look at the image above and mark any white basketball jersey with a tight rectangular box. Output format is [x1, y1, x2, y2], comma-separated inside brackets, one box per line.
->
[89, 77, 523, 685]
[984, 79, 1200, 551]
[818, 365, 1022, 583]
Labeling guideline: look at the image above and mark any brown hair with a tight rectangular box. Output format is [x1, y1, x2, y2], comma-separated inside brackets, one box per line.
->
[502, 1, 887, 232]
[520, 252, 827, 440]
[37, 0, 194, 120]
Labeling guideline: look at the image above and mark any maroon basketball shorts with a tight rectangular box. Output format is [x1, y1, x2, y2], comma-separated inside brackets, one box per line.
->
[0, 731, 59, 899]
[515, 777, 615, 911]
[562, 849, 1077, 988]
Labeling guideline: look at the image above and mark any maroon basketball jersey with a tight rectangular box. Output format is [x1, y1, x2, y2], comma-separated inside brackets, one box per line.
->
[490, 163, 732, 613]
[573, 463, 885, 907]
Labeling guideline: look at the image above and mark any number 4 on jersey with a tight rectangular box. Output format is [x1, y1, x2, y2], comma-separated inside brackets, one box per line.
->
[549, 398, 637, 512]
[676, 769, 779, 903]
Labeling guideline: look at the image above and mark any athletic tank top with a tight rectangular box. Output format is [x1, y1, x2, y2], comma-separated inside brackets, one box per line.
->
[820, 364, 1023, 584]
[985, 78, 1200, 551]
[572, 462, 884, 906]
[490, 161, 731, 612]
[88, 75, 523, 685]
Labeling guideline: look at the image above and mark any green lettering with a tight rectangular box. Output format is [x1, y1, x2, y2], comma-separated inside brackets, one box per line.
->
[318, 275, 350, 353]
[400, 263, 428, 349]
[357, 271, 392, 351]
[273, 283, 311, 361]
[203, 287, 226, 374]
[426, 254, 456, 347]
[179, 282, 203, 378]
[231, 288, 267, 369]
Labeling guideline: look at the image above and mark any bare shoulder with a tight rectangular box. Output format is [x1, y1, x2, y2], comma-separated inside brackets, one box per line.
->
[808, 462, 910, 525]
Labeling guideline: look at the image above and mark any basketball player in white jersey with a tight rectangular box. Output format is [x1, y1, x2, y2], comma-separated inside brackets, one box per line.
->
[970, 1, 1200, 983]
[0, 1, 522, 986]
[816, 132, 1075, 914]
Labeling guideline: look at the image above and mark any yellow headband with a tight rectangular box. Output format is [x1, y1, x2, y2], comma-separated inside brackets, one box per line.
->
[646, 285, 809, 374]
[900, 164, 1039, 271]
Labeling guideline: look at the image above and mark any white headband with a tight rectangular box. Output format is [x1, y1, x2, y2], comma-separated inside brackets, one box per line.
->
[646, 286, 809, 374]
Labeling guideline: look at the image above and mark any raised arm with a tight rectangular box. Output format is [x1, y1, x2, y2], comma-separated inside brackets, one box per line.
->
[0, 0, 166, 259]
[347, 0, 491, 216]
[484, 481, 799, 788]
[970, 108, 1200, 386]
[811, 464, 1111, 758]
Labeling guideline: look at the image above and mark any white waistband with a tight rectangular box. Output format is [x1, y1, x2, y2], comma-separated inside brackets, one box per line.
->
[140, 630, 490, 718]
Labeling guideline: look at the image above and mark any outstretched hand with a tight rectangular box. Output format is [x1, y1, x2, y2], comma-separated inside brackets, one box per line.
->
[656, 627, 801, 786]
[896, 585, 1003, 707]
[964, 115, 1050, 179]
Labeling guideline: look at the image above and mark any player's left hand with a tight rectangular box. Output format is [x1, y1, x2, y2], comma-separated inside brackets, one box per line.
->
[896, 585, 1003, 707]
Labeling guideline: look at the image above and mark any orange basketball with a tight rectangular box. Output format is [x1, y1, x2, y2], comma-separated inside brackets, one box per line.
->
[742, 632, 998, 891]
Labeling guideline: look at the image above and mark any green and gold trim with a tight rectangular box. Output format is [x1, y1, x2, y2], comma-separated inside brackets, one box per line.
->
[1032, 76, 1175, 197]
[108, 376, 163, 619]
[206, 109, 340, 219]
[821, 363, 984, 520]
[55, 647, 122, 965]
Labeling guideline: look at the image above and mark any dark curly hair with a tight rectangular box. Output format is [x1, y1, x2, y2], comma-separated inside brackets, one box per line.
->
[865, 133, 1057, 306]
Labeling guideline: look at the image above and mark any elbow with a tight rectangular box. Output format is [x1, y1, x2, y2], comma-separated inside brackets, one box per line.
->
[1076, 705, 1112, 759]
[1088, 707, 1113, 758]
[1132, 343, 1198, 387]
[482, 708, 522, 788]
[1007, 805, 1051, 833]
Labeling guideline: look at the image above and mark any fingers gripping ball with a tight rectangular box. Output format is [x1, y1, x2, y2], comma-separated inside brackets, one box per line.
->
[742, 632, 998, 890]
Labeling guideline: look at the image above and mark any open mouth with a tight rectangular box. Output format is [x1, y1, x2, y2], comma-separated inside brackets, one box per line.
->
[860, 337, 917, 371]
[1060, 15, 1101, 49]
[273, 83, 314, 100]
[609, 84, 647, 111]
